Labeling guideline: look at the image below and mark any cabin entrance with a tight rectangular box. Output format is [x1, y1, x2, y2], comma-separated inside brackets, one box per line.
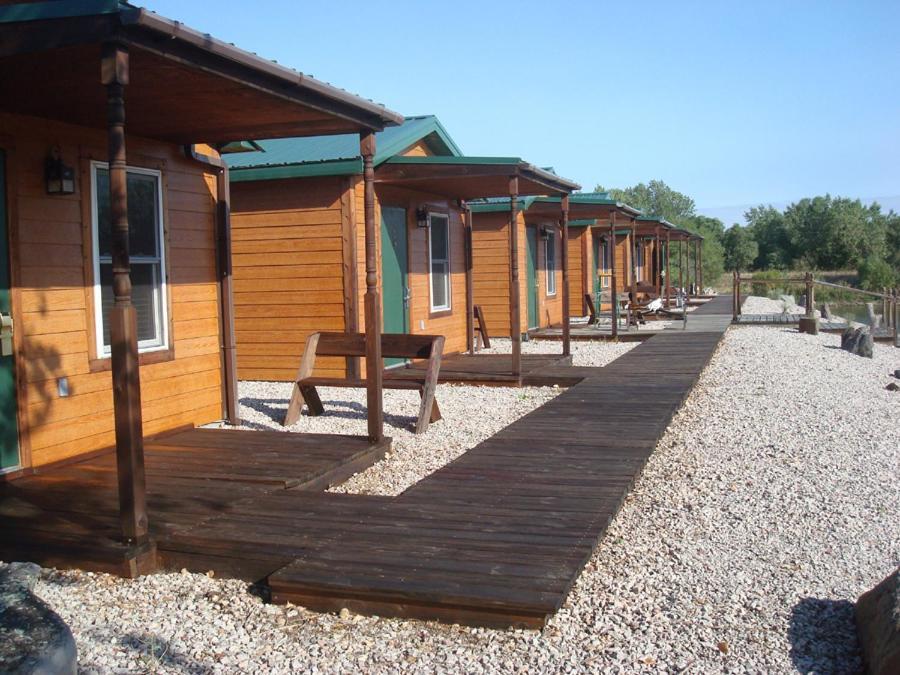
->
[0, 149, 20, 472]
[526, 227, 539, 330]
[380, 206, 409, 366]
[592, 233, 602, 310]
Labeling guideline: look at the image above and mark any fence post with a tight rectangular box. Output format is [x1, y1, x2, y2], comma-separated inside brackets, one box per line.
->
[732, 271, 738, 322]
[894, 289, 899, 348]
[804, 272, 814, 318]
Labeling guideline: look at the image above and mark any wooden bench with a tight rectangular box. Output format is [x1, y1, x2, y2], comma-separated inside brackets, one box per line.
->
[283, 332, 445, 434]
[473, 305, 491, 350]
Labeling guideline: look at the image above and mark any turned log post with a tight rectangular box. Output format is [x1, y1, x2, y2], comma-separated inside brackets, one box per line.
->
[698, 241, 704, 291]
[508, 178, 521, 380]
[102, 44, 148, 546]
[694, 239, 700, 295]
[678, 238, 685, 302]
[560, 195, 570, 357]
[609, 213, 618, 339]
[217, 165, 239, 425]
[629, 220, 638, 303]
[732, 270, 738, 321]
[360, 132, 383, 442]
[666, 230, 672, 307]
[463, 201, 475, 354]
[805, 272, 814, 318]
[655, 226, 662, 296]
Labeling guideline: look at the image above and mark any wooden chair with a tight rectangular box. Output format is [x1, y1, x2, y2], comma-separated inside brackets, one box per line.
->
[584, 293, 598, 325]
[283, 332, 445, 434]
[473, 305, 491, 350]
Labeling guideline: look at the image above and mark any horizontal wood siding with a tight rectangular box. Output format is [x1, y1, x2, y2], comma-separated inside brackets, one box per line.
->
[231, 176, 347, 381]
[374, 185, 466, 356]
[567, 227, 586, 317]
[471, 211, 512, 337]
[2, 112, 223, 468]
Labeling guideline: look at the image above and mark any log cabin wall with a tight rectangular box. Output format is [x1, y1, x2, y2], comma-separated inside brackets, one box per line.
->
[230, 176, 348, 381]
[372, 184, 467, 355]
[0, 111, 224, 469]
[566, 227, 587, 317]
[615, 233, 631, 288]
[524, 218, 563, 331]
[471, 210, 512, 338]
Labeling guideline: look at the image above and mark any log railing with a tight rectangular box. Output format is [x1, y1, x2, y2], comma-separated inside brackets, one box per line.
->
[731, 271, 899, 346]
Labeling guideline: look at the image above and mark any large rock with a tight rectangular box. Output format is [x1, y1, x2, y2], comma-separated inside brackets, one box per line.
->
[856, 568, 900, 675]
[0, 562, 77, 674]
[842, 326, 873, 358]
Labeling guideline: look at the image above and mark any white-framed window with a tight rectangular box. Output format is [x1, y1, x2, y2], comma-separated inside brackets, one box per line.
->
[545, 231, 557, 296]
[428, 212, 451, 311]
[91, 161, 168, 357]
[600, 240, 611, 288]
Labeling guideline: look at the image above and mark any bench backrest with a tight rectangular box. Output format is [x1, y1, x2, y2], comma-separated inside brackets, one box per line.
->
[310, 332, 443, 360]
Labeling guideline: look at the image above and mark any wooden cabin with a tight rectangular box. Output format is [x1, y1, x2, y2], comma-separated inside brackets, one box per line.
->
[226, 120, 579, 381]
[470, 193, 638, 336]
[0, 1, 400, 486]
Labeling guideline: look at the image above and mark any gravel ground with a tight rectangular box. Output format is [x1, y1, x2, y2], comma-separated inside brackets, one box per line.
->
[218, 340, 635, 496]
[21, 326, 900, 673]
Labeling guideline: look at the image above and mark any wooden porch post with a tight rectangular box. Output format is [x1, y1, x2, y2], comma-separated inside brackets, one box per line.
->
[102, 44, 148, 546]
[665, 230, 672, 307]
[678, 238, 685, 300]
[560, 195, 570, 357]
[217, 166, 239, 425]
[698, 240, 704, 291]
[655, 226, 662, 296]
[508, 178, 521, 380]
[463, 201, 475, 354]
[693, 239, 700, 296]
[609, 213, 618, 339]
[360, 132, 383, 442]
[629, 220, 638, 302]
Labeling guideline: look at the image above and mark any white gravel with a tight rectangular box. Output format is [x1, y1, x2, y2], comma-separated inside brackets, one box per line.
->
[22, 327, 900, 673]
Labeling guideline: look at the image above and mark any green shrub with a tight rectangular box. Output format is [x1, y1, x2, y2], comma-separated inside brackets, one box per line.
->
[857, 256, 897, 291]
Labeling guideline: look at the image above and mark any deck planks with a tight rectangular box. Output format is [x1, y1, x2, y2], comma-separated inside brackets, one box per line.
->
[265, 294, 735, 627]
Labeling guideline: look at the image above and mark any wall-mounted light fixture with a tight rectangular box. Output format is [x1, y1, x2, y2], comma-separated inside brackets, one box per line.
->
[45, 148, 75, 195]
[540, 224, 555, 240]
[415, 207, 430, 229]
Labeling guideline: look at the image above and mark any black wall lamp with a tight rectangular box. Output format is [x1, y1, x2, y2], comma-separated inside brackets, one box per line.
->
[45, 148, 75, 195]
[540, 224, 555, 240]
[415, 207, 430, 229]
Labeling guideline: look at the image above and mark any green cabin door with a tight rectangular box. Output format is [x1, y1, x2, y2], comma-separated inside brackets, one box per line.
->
[526, 227, 539, 330]
[380, 207, 408, 366]
[0, 150, 20, 472]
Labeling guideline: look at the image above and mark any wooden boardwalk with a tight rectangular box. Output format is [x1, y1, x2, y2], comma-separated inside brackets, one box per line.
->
[0, 429, 389, 576]
[385, 352, 574, 386]
[4, 297, 733, 627]
[170, 294, 735, 627]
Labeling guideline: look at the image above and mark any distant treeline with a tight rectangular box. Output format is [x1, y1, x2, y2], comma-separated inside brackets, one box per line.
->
[595, 181, 900, 290]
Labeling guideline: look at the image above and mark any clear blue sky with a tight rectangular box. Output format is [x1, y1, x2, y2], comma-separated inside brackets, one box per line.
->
[143, 0, 899, 223]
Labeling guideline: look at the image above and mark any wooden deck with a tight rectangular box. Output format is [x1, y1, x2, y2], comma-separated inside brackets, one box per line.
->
[0, 429, 390, 576]
[737, 313, 896, 340]
[384, 352, 574, 386]
[3, 297, 733, 628]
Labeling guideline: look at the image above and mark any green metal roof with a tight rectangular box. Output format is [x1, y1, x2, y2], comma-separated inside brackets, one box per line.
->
[637, 214, 676, 228]
[568, 219, 598, 228]
[0, 0, 122, 23]
[228, 115, 462, 182]
[469, 192, 641, 215]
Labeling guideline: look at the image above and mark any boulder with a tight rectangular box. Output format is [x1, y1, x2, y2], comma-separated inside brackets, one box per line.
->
[0, 562, 77, 675]
[842, 326, 873, 358]
[856, 568, 900, 675]
[893, 369, 900, 379]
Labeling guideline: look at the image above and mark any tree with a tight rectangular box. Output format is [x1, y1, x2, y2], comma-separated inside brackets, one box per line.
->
[682, 214, 726, 284]
[745, 205, 793, 269]
[595, 180, 696, 224]
[723, 226, 758, 272]
[784, 196, 887, 270]
[858, 256, 896, 291]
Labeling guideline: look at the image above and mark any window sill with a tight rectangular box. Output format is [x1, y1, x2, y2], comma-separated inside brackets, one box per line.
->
[89, 348, 175, 373]
[429, 308, 453, 318]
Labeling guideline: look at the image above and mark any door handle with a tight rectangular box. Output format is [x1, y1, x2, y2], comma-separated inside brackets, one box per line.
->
[403, 287, 411, 307]
[0, 312, 13, 356]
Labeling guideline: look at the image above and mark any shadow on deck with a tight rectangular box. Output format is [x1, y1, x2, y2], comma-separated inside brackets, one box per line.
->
[0, 428, 389, 576]
[384, 352, 575, 386]
[1, 296, 735, 629]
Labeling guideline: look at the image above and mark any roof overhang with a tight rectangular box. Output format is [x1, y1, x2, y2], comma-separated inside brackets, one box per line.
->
[0, 1, 403, 144]
[375, 156, 580, 200]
